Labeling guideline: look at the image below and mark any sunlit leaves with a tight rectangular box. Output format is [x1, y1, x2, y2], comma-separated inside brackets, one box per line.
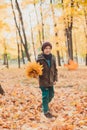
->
[22, 0, 40, 7]
[0, 67, 87, 129]
[26, 62, 43, 78]
[0, 20, 10, 31]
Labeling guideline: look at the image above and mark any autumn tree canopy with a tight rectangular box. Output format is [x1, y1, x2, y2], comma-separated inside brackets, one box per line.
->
[0, 0, 87, 66]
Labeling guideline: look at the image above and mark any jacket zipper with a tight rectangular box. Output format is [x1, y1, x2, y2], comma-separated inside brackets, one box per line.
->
[44, 59, 51, 84]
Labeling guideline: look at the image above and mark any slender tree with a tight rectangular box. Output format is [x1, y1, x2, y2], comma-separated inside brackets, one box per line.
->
[16, 30, 20, 68]
[10, 0, 31, 61]
[61, 0, 74, 61]
[84, 5, 87, 65]
[29, 13, 37, 61]
[50, 0, 61, 66]
[19, 23, 25, 64]
[40, 0, 44, 43]
[73, 30, 78, 62]
[3, 40, 9, 68]
[33, 0, 42, 46]
[20, 44, 25, 64]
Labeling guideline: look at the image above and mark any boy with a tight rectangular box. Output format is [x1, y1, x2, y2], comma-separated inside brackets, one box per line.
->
[37, 42, 58, 118]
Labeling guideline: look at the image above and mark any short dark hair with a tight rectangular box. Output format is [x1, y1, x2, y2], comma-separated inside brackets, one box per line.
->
[41, 42, 52, 51]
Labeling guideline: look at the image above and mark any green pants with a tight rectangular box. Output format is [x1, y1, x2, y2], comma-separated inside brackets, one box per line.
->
[40, 86, 54, 114]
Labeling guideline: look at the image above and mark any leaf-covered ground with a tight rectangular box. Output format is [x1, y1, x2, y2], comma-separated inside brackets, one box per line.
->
[0, 66, 87, 130]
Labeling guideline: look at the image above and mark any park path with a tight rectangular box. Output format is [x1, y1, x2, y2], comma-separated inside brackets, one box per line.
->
[0, 66, 87, 130]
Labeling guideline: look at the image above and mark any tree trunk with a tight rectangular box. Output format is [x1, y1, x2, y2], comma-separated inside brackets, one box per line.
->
[50, 0, 61, 66]
[57, 50, 61, 66]
[0, 84, 5, 95]
[65, 28, 73, 60]
[84, 8, 87, 65]
[7, 58, 9, 68]
[15, 0, 31, 61]
[21, 44, 25, 64]
[40, 0, 44, 43]
[3, 54, 9, 68]
[16, 29, 21, 68]
[10, 0, 31, 61]
[29, 13, 36, 61]
[62, 0, 74, 61]
[34, 0, 42, 46]
[86, 54, 87, 65]
[17, 43, 20, 68]
[3, 54, 7, 65]
[68, 26, 73, 60]
[73, 30, 78, 62]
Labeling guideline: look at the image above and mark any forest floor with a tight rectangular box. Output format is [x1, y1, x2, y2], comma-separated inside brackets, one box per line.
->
[0, 66, 87, 130]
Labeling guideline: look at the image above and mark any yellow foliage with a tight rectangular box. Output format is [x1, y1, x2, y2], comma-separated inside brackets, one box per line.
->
[0, 3, 9, 9]
[0, 20, 9, 31]
[26, 62, 43, 78]
[64, 60, 78, 70]
[11, 123, 17, 129]
[22, 0, 40, 7]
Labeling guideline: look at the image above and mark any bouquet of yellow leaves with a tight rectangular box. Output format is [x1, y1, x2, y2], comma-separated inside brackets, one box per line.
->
[26, 62, 43, 78]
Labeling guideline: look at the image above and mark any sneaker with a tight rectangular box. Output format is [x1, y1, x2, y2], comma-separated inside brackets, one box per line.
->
[44, 112, 53, 118]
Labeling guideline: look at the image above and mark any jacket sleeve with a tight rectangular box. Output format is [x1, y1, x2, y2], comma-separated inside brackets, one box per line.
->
[54, 56, 58, 82]
[36, 54, 42, 65]
[36, 56, 39, 63]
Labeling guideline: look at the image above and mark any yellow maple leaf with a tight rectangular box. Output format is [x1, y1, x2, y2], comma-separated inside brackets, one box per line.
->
[26, 62, 43, 78]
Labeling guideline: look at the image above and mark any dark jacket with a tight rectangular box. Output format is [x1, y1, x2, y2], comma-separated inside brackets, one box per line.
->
[37, 53, 58, 87]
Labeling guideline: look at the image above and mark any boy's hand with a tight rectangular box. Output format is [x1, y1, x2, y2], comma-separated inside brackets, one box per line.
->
[53, 81, 56, 85]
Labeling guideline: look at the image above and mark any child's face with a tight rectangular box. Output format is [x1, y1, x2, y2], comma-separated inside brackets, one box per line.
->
[43, 46, 52, 55]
